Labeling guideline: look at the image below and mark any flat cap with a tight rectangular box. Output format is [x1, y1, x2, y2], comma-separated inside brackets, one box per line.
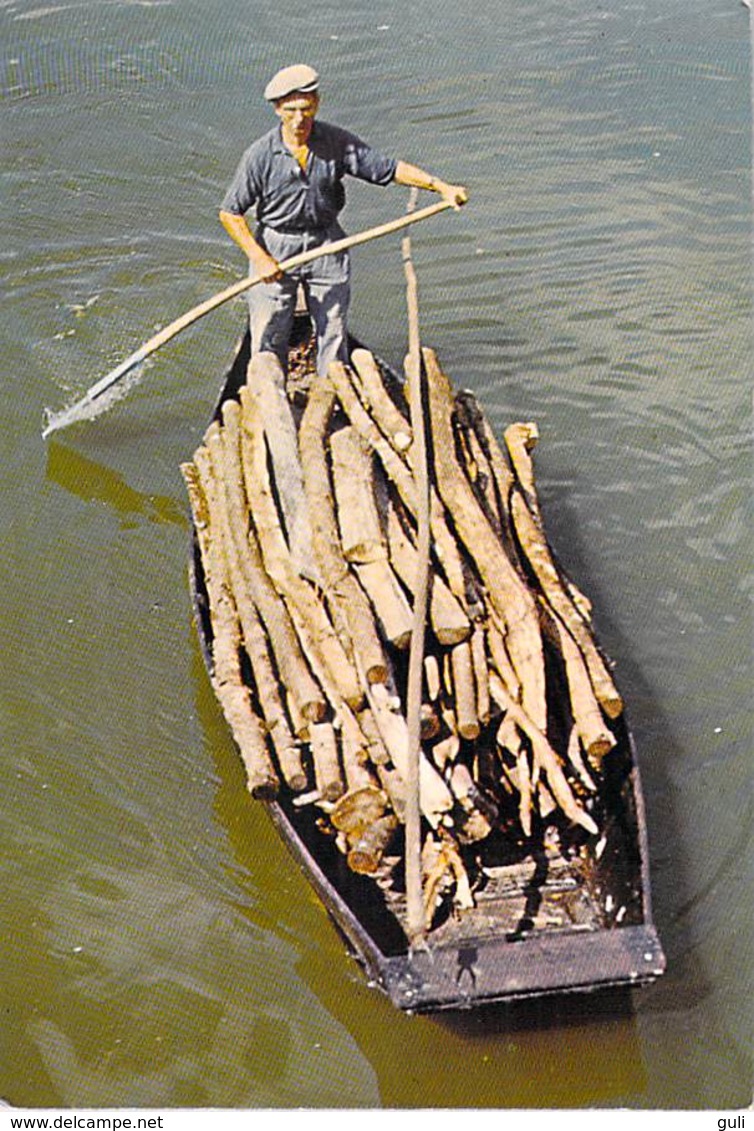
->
[264, 64, 319, 102]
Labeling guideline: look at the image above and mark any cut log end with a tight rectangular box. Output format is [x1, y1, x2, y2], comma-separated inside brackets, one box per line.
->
[347, 814, 399, 874]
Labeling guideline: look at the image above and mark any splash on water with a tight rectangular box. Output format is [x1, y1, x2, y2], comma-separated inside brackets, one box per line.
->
[42, 361, 149, 439]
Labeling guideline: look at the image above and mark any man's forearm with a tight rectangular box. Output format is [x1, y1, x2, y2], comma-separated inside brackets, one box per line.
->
[394, 161, 440, 192]
[219, 210, 282, 281]
[219, 210, 262, 258]
[393, 162, 468, 208]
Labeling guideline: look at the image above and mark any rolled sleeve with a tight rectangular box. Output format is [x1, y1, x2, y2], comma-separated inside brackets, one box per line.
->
[220, 144, 263, 215]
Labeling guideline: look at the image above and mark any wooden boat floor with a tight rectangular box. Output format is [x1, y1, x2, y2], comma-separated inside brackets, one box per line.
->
[373, 842, 606, 947]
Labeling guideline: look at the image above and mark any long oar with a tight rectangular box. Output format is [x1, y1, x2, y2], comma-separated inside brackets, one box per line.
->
[42, 199, 453, 439]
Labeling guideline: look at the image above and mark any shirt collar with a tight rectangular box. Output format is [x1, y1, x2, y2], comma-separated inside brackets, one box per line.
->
[270, 120, 319, 155]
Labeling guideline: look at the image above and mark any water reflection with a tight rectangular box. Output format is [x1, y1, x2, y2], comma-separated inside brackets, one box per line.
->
[45, 441, 187, 529]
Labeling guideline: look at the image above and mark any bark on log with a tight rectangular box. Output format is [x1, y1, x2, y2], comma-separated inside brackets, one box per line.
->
[462, 394, 518, 556]
[450, 640, 480, 741]
[239, 385, 364, 710]
[298, 375, 388, 684]
[504, 421, 593, 622]
[309, 721, 345, 802]
[504, 422, 542, 522]
[354, 558, 413, 649]
[567, 724, 598, 793]
[424, 654, 441, 702]
[486, 616, 522, 702]
[364, 679, 454, 823]
[348, 814, 399, 874]
[330, 425, 386, 563]
[471, 625, 491, 728]
[455, 402, 502, 535]
[181, 459, 279, 800]
[509, 487, 623, 719]
[195, 436, 307, 792]
[350, 348, 412, 453]
[423, 347, 547, 730]
[328, 359, 469, 606]
[385, 500, 470, 646]
[330, 785, 389, 839]
[552, 611, 616, 764]
[215, 403, 327, 724]
[245, 352, 318, 581]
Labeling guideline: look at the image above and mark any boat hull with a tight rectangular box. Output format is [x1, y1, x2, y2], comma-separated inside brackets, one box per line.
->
[186, 324, 666, 1011]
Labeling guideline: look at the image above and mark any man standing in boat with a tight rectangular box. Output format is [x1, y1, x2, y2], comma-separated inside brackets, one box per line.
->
[219, 64, 468, 378]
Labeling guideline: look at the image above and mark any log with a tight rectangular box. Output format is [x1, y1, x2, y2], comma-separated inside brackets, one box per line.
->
[376, 763, 407, 820]
[330, 425, 386, 563]
[459, 393, 519, 563]
[338, 707, 379, 792]
[420, 703, 441, 741]
[516, 747, 534, 837]
[298, 375, 388, 684]
[356, 705, 390, 766]
[330, 785, 389, 840]
[246, 352, 318, 581]
[450, 640, 480, 741]
[328, 359, 469, 606]
[567, 724, 598, 793]
[239, 385, 363, 710]
[348, 814, 399, 874]
[431, 732, 460, 772]
[471, 625, 491, 728]
[448, 763, 494, 843]
[364, 679, 454, 824]
[489, 671, 598, 836]
[309, 721, 345, 802]
[509, 487, 623, 719]
[424, 654, 441, 702]
[195, 437, 307, 793]
[215, 403, 327, 724]
[552, 611, 616, 764]
[486, 616, 522, 702]
[351, 348, 412, 453]
[181, 459, 279, 800]
[504, 421, 592, 622]
[385, 500, 470, 646]
[422, 347, 548, 732]
[354, 558, 414, 649]
[422, 832, 474, 928]
[455, 399, 502, 535]
[504, 422, 542, 523]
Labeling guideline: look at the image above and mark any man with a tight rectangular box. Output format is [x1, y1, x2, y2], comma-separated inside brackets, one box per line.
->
[219, 64, 468, 379]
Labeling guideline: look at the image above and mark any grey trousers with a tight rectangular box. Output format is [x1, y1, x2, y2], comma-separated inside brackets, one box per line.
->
[248, 224, 351, 378]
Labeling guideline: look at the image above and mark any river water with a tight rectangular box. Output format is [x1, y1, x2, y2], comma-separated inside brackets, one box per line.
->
[1, 0, 751, 1110]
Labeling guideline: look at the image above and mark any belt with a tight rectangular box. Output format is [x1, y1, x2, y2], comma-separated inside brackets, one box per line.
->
[260, 222, 331, 237]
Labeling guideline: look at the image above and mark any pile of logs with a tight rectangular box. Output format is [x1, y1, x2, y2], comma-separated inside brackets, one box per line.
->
[181, 341, 625, 932]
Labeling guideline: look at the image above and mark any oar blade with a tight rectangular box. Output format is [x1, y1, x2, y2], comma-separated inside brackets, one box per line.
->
[41, 350, 147, 439]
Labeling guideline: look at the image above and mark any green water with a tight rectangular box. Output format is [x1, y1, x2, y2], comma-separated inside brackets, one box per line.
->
[1, 0, 751, 1109]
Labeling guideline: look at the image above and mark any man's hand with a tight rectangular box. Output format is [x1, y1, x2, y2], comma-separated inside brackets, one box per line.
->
[393, 163, 469, 211]
[250, 248, 284, 283]
[436, 180, 468, 210]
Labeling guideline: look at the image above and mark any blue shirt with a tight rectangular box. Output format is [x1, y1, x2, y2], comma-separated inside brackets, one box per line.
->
[220, 119, 397, 233]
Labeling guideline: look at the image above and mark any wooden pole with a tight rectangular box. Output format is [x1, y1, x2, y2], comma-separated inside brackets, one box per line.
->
[402, 189, 429, 944]
[42, 201, 454, 438]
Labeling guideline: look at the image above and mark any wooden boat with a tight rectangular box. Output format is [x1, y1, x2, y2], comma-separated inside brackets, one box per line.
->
[184, 314, 666, 1012]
